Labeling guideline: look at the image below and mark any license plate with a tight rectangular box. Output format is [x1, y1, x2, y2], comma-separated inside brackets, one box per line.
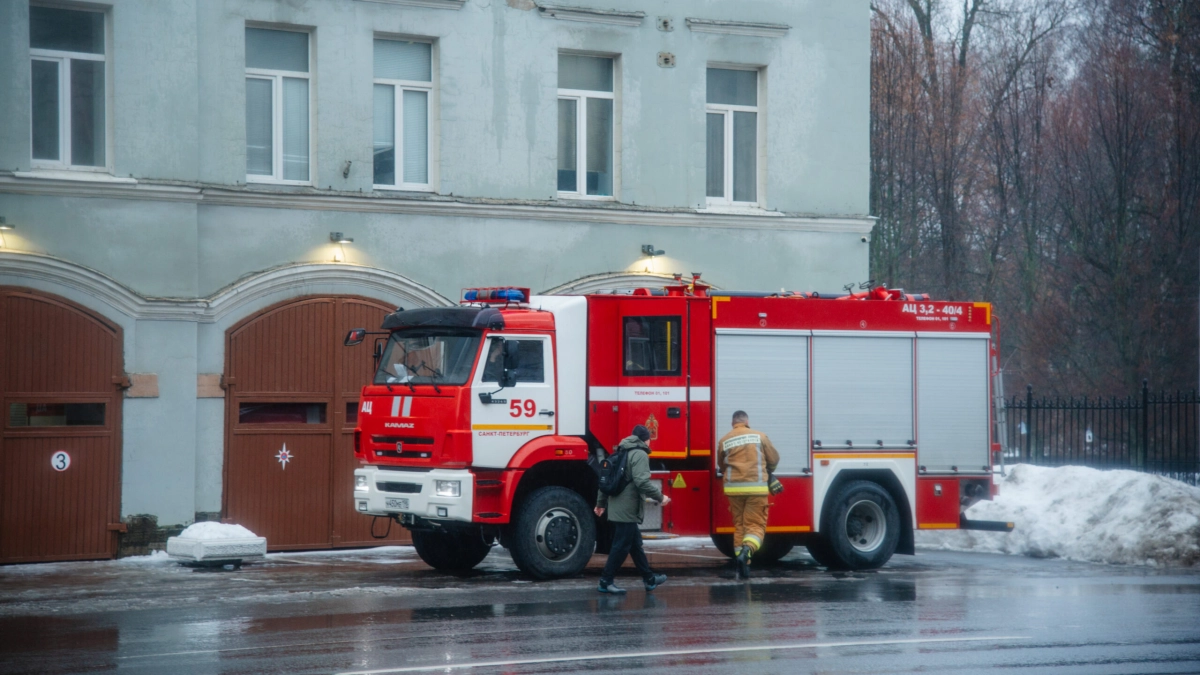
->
[385, 498, 409, 510]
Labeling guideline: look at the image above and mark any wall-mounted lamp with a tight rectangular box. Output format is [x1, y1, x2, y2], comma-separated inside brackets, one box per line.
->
[641, 244, 664, 257]
[330, 231, 354, 262]
[0, 217, 13, 248]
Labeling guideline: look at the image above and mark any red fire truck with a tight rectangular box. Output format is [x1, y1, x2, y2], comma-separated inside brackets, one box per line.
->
[345, 277, 1011, 579]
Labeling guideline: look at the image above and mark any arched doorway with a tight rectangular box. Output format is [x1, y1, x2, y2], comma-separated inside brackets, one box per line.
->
[0, 288, 124, 563]
[223, 295, 410, 549]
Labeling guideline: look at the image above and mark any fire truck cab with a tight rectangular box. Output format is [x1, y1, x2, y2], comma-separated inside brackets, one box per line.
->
[347, 281, 1009, 579]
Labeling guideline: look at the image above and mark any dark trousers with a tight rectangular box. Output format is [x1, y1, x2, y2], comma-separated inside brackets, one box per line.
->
[601, 521, 654, 584]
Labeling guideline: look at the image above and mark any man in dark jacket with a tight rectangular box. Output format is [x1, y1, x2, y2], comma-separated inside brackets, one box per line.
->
[594, 425, 671, 594]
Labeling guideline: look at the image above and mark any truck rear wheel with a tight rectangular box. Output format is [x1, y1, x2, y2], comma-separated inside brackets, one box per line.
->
[509, 486, 596, 580]
[411, 528, 493, 572]
[819, 480, 900, 570]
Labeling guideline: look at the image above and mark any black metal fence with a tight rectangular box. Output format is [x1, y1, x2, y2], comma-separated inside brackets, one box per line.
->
[1002, 381, 1199, 485]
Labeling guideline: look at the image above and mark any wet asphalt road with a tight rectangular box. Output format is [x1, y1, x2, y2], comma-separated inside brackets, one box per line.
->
[1, 541, 1199, 675]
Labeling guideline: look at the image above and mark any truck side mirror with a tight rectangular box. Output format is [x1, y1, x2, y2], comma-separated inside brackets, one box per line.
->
[344, 328, 366, 346]
[501, 340, 521, 388]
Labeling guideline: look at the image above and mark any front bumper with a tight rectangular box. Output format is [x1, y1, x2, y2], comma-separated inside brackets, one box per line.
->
[353, 466, 474, 522]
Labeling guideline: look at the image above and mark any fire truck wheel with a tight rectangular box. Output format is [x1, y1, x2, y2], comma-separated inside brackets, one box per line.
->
[411, 528, 493, 572]
[804, 537, 841, 568]
[510, 486, 597, 580]
[822, 480, 901, 570]
[710, 534, 736, 558]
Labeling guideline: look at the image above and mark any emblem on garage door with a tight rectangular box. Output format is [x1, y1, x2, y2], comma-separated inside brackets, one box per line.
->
[275, 444, 293, 470]
[51, 451, 71, 471]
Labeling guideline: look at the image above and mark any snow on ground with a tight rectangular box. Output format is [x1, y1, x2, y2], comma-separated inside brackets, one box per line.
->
[916, 464, 1200, 567]
[176, 521, 258, 540]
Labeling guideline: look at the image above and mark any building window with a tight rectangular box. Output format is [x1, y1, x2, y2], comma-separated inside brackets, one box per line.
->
[623, 316, 681, 377]
[706, 67, 759, 205]
[557, 54, 614, 198]
[29, 6, 107, 169]
[245, 27, 311, 183]
[373, 39, 432, 190]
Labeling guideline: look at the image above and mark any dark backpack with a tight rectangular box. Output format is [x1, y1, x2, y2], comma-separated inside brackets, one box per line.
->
[595, 447, 631, 496]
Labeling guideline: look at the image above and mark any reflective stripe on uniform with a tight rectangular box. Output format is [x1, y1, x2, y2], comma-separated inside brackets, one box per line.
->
[742, 533, 763, 551]
[724, 483, 769, 495]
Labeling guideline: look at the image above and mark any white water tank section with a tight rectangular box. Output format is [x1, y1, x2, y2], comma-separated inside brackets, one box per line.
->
[531, 295, 587, 436]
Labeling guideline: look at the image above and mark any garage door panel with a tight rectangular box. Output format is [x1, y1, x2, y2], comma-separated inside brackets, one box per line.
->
[230, 300, 336, 395]
[2, 294, 118, 394]
[226, 432, 332, 549]
[0, 435, 117, 562]
[225, 295, 402, 550]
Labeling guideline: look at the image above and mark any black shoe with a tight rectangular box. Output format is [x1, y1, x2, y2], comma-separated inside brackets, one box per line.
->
[644, 574, 667, 591]
[736, 545, 752, 579]
[598, 580, 627, 594]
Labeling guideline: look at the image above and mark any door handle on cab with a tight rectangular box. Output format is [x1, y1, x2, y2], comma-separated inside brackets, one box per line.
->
[538, 409, 555, 417]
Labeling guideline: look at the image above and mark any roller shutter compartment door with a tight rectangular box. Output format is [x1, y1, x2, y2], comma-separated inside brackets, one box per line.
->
[916, 337, 989, 471]
[812, 336, 913, 449]
[0, 289, 123, 563]
[715, 333, 809, 473]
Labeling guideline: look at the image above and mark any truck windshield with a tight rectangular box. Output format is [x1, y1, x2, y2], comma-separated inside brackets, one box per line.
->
[374, 329, 481, 386]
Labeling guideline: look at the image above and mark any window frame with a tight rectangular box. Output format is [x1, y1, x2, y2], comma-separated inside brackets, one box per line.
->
[28, 6, 111, 173]
[705, 65, 763, 207]
[372, 37, 435, 193]
[244, 25, 313, 186]
[622, 315, 682, 378]
[556, 54, 617, 201]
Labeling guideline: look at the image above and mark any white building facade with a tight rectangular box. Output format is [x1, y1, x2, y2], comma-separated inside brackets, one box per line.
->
[0, 0, 871, 559]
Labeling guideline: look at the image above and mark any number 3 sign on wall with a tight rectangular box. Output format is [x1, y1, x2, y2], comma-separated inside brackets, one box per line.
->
[51, 451, 71, 472]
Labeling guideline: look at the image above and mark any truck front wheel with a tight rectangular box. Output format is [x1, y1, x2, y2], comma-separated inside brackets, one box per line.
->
[411, 527, 493, 572]
[509, 486, 596, 580]
[818, 480, 900, 570]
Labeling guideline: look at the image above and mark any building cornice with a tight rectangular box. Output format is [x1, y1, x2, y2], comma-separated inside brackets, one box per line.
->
[685, 18, 791, 38]
[0, 252, 454, 323]
[0, 173, 874, 234]
[536, 3, 645, 26]
[354, 0, 466, 10]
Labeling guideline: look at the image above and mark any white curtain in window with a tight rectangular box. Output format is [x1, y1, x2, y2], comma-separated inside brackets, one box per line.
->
[585, 97, 612, 196]
[705, 113, 724, 198]
[733, 111, 756, 202]
[246, 28, 308, 72]
[402, 89, 428, 184]
[557, 99, 577, 192]
[282, 77, 308, 181]
[70, 59, 105, 166]
[706, 68, 757, 106]
[373, 84, 395, 185]
[375, 40, 431, 82]
[31, 60, 60, 161]
[558, 54, 612, 92]
[245, 77, 273, 176]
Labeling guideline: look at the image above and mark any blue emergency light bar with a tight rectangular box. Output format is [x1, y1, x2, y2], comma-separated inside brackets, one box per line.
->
[464, 288, 527, 303]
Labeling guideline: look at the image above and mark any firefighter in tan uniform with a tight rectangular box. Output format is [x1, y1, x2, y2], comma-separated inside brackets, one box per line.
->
[718, 410, 780, 579]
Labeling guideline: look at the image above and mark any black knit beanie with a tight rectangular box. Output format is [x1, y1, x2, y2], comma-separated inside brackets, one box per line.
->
[632, 425, 651, 442]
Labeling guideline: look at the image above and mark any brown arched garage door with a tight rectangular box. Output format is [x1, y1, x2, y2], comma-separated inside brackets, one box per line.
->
[0, 288, 124, 563]
[224, 295, 411, 550]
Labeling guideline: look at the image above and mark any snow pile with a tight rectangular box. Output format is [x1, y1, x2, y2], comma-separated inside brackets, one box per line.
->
[177, 522, 258, 540]
[916, 464, 1200, 567]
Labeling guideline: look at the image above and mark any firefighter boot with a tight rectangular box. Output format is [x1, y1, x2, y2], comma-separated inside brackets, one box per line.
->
[736, 545, 752, 579]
